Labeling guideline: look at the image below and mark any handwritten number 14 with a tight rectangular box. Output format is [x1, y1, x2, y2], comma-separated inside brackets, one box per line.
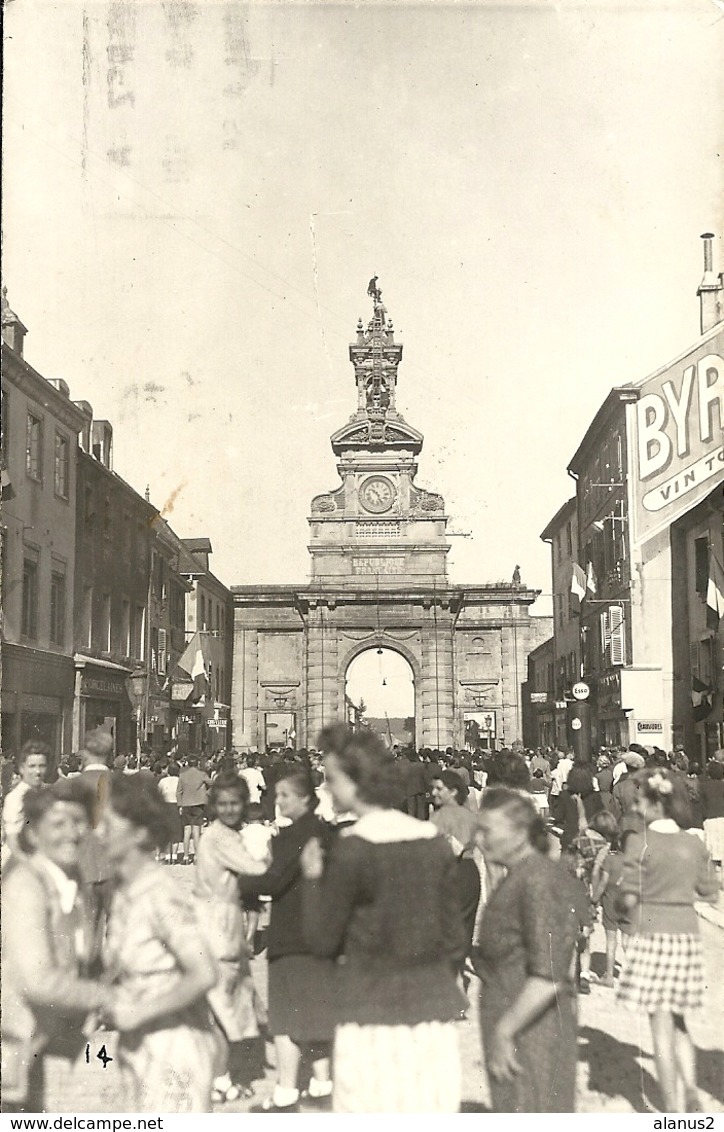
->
[85, 1043, 113, 1069]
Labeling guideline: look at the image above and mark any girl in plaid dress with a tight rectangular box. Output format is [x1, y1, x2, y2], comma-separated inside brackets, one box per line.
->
[616, 768, 718, 1112]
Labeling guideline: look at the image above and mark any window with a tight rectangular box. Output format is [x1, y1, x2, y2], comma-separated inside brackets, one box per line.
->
[157, 627, 167, 675]
[103, 497, 112, 539]
[200, 593, 206, 630]
[102, 593, 111, 652]
[26, 413, 43, 481]
[50, 570, 66, 646]
[82, 585, 93, 648]
[566, 521, 573, 558]
[22, 553, 39, 639]
[694, 537, 709, 597]
[135, 605, 146, 661]
[150, 627, 158, 672]
[54, 432, 69, 499]
[121, 599, 131, 656]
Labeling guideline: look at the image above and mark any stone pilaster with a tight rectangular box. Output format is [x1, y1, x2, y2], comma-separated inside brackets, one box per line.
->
[419, 602, 455, 748]
[231, 625, 259, 750]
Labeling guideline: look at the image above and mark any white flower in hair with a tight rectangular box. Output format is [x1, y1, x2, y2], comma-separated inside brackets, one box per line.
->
[648, 772, 673, 796]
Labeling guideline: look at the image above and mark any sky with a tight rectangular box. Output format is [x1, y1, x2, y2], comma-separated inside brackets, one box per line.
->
[4, 0, 723, 615]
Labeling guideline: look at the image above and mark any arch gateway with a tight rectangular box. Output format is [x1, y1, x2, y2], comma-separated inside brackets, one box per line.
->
[231, 283, 551, 751]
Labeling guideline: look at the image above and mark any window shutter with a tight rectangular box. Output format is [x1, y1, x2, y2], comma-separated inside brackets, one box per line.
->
[600, 610, 610, 665]
[690, 641, 700, 677]
[158, 628, 167, 675]
[609, 604, 625, 666]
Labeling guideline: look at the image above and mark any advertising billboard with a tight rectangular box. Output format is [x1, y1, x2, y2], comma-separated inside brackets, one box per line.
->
[630, 324, 724, 546]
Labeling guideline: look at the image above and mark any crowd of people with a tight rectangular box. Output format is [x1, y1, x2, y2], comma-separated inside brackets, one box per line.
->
[1, 728, 722, 1114]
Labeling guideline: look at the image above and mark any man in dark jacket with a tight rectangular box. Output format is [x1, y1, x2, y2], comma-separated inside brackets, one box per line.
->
[403, 750, 429, 820]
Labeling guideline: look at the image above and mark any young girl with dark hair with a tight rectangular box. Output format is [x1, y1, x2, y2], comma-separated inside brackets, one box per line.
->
[193, 772, 270, 1103]
[616, 768, 718, 1112]
[239, 766, 335, 1112]
[591, 821, 633, 988]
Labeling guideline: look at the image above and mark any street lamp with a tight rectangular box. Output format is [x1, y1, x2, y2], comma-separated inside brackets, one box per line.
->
[125, 671, 147, 757]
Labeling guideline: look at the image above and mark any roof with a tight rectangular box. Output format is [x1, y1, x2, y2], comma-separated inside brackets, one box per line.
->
[567, 387, 639, 477]
[182, 537, 213, 553]
[2, 342, 90, 433]
[78, 448, 158, 517]
[540, 496, 577, 543]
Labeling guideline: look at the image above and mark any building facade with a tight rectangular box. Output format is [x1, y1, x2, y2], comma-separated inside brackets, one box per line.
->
[549, 234, 724, 758]
[172, 538, 233, 754]
[540, 496, 582, 747]
[232, 282, 551, 752]
[522, 636, 555, 748]
[2, 293, 88, 760]
[72, 417, 157, 753]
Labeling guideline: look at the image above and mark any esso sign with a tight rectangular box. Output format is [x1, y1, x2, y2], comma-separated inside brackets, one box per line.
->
[572, 682, 590, 701]
[571, 718, 583, 731]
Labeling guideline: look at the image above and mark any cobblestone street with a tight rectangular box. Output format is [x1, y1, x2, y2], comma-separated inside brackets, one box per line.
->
[43, 866, 724, 1115]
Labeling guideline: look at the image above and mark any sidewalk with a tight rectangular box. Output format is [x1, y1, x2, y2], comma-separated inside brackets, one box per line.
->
[696, 890, 724, 930]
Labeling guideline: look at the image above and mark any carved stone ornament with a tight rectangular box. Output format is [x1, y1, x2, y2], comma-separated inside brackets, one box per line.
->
[311, 494, 336, 513]
[411, 488, 445, 512]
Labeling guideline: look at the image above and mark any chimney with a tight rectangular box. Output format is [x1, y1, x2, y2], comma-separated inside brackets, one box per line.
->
[73, 400, 94, 453]
[1, 287, 28, 356]
[92, 420, 113, 469]
[48, 378, 70, 397]
[697, 233, 724, 334]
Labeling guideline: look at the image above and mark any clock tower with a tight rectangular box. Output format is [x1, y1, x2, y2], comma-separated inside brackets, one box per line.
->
[308, 280, 450, 582]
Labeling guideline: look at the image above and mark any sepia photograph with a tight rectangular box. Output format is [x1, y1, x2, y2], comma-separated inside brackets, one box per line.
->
[1, 0, 723, 1116]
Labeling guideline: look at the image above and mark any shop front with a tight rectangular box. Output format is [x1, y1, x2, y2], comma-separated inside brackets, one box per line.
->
[147, 694, 171, 753]
[72, 655, 134, 754]
[1, 643, 74, 765]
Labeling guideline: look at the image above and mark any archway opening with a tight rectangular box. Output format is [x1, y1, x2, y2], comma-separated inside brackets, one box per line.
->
[345, 647, 415, 749]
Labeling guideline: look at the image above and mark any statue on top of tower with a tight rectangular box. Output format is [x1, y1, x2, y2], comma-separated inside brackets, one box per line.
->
[367, 275, 381, 303]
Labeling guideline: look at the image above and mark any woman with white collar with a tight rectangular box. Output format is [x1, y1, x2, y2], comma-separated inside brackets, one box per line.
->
[617, 768, 718, 1113]
[300, 723, 465, 1113]
[1, 779, 112, 1112]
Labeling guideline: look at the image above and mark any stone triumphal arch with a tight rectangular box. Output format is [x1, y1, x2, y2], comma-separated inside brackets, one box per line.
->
[231, 282, 550, 751]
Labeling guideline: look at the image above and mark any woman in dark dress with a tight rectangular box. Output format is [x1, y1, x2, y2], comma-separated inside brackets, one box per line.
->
[474, 787, 582, 1112]
[239, 767, 334, 1113]
[430, 770, 481, 977]
[300, 724, 466, 1113]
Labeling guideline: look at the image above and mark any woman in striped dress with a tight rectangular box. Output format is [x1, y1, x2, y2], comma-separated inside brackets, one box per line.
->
[300, 724, 466, 1114]
[616, 768, 718, 1113]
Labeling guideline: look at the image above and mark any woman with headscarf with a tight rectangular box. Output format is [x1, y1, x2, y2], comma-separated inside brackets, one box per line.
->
[1, 780, 111, 1112]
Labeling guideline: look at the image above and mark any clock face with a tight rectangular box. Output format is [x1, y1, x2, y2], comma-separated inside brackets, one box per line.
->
[359, 476, 396, 514]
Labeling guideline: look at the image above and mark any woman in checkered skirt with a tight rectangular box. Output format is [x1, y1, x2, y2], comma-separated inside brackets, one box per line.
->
[616, 768, 718, 1113]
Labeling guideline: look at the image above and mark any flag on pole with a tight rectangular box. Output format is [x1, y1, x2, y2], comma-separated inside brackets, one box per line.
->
[707, 552, 724, 627]
[176, 632, 210, 704]
[586, 561, 597, 595]
[571, 563, 587, 602]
